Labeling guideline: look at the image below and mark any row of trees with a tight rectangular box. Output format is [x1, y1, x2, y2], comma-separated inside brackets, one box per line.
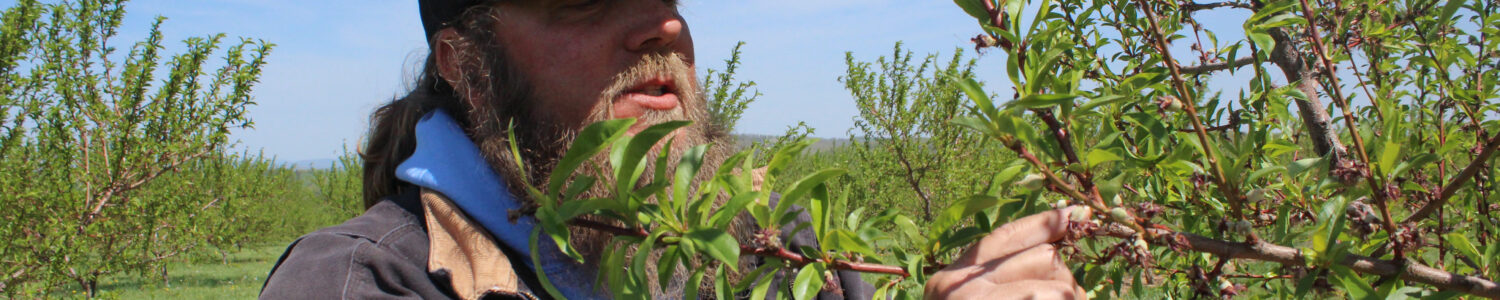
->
[0, 1, 362, 297]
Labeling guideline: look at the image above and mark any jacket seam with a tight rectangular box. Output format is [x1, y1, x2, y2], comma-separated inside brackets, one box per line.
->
[342, 240, 370, 300]
[375, 223, 423, 263]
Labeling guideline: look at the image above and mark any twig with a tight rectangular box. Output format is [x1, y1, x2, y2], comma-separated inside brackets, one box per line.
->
[1133, 0, 1252, 224]
[1296, 0, 1400, 240]
[1102, 225, 1500, 298]
[1181, 1, 1254, 12]
[1176, 113, 1240, 133]
[1181, 56, 1256, 74]
[1404, 132, 1500, 223]
[568, 219, 912, 277]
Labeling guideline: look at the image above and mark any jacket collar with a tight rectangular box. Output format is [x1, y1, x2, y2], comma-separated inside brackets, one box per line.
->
[395, 109, 603, 299]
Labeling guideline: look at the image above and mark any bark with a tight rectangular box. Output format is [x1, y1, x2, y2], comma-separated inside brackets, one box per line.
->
[1266, 27, 1349, 163]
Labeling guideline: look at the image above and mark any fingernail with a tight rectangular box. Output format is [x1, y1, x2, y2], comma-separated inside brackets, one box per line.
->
[1066, 205, 1093, 222]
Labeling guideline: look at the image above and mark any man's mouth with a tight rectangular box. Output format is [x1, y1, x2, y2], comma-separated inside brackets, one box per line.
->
[619, 77, 679, 109]
[615, 76, 682, 121]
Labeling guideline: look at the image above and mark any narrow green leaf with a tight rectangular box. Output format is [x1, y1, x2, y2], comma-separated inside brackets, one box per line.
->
[672, 144, 709, 212]
[683, 268, 705, 300]
[1009, 93, 1077, 109]
[1390, 153, 1440, 176]
[715, 267, 733, 300]
[953, 0, 990, 21]
[952, 75, 1000, 121]
[1435, 0, 1465, 36]
[767, 138, 817, 176]
[548, 118, 634, 195]
[1287, 157, 1326, 178]
[773, 169, 848, 224]
[1078, 94, 1128, 112]
[686, 228, 741, 271]
[614, 120, 692, 196]
[1448, 233, 1482, 264]
[528, 228, 567, 298]
[1085, 148, 1123, 168]
[710, 191, 762, 228]
[1378, 141, 1402, 174]
[792, 263, 827, 300]
[656, 246, 681, 291]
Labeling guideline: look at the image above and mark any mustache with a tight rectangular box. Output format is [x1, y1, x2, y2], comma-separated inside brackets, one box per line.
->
[590, 52, 699, 124]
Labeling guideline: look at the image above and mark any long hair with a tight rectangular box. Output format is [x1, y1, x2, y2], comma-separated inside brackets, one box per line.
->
[360, 6, 494, 209]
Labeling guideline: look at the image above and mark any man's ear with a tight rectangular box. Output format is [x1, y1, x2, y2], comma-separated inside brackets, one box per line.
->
[433, 28, 465, 93]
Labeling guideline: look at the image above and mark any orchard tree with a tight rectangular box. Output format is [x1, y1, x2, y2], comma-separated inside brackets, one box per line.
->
[842, 44, 1006, 220]
[0, 0, 272, 296]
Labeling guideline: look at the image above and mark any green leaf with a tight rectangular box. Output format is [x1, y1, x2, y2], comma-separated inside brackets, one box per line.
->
[767, 138, 817, 176]
[632, 230, 665, 285]
[686, 228, 741, 271]
[1378, 141, 1402, 174]
[1390, 153, 1440, 176]
[1078, 94, 1128, 112]
[953, 75, 1000, 121]
[932, 195, 1013, 234]
[528, 228, 567, 298]
[683, 268, 705, 300]
[715, 267, 734, 300]
[672, 144, 709, 212]
[1287, 157, 1326, 178]
[1448, 233, 1482, 265]
[953, 0, 990, 21]
[1331, 265, 1374, 299]
[1246, 166, 1286, 185]
[792, 263, 827, 300]
[548, 118, 634, 195]
[1248, 31, 1275, 52]
[1085, 148, 1123, 168]
[773, 168, 847, 224]
[613, 120, 693, 197]
[656, 246, 681, 290]
[952, 116, 1000, 139]
[1434, 0, 1465, 36]
[710, 191, 761, 228]
[1009, 93, 1078, 109]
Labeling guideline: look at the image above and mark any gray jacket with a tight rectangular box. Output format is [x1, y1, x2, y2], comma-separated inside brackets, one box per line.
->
[259, 189, 874, 299]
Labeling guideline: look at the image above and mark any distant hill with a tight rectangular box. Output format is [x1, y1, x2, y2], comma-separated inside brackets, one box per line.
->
[729, 134, 852, 152]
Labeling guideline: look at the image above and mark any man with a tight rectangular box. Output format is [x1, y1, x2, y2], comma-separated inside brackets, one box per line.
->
[260, 1, 1086, 299]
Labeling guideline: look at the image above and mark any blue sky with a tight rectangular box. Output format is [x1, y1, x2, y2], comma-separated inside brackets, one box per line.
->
[2, 0, 1254, 162]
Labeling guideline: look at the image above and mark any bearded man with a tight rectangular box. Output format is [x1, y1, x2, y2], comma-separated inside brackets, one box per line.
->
[259, 1, 1087, 299]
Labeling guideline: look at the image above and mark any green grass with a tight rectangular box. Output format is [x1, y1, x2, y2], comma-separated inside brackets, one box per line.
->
[63, 244, 287, 299]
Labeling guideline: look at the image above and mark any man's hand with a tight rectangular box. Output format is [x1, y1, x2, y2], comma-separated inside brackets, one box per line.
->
[924, 206, 1089, 299]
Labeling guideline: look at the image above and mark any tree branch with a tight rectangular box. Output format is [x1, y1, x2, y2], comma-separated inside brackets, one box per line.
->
[1404, 132, 1500, 223]
[1181, 56, 1256, 74]
[1181, 1, 1254, 12]
[1133, 0, 1252, 224]
[1102, 225, 1500, 298]
[1265, 26, 1350, 164]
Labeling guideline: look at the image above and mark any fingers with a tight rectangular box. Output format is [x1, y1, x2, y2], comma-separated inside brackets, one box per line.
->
[952, 206, 1081, 266]
[981, 280, 1087, 300]
[975, 244, 1075, 284]
[927, 244, 1077, 299]
[932, 278, 1084, 300]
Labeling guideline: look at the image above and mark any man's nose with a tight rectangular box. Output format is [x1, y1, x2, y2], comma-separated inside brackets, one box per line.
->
[623, 2, 684, 53]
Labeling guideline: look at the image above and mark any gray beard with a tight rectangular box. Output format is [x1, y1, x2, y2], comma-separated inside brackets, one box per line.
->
[456, 49, 743, 296]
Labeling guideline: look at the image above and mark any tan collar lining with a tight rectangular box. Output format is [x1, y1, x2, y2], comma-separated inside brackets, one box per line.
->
[421, 189, 533, 300]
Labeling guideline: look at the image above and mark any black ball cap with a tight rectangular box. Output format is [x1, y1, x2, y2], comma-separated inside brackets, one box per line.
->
[420, 0, 483, 46]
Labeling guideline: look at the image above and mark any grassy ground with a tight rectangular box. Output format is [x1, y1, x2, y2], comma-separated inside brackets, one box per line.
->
[65, 244, 286, 299]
